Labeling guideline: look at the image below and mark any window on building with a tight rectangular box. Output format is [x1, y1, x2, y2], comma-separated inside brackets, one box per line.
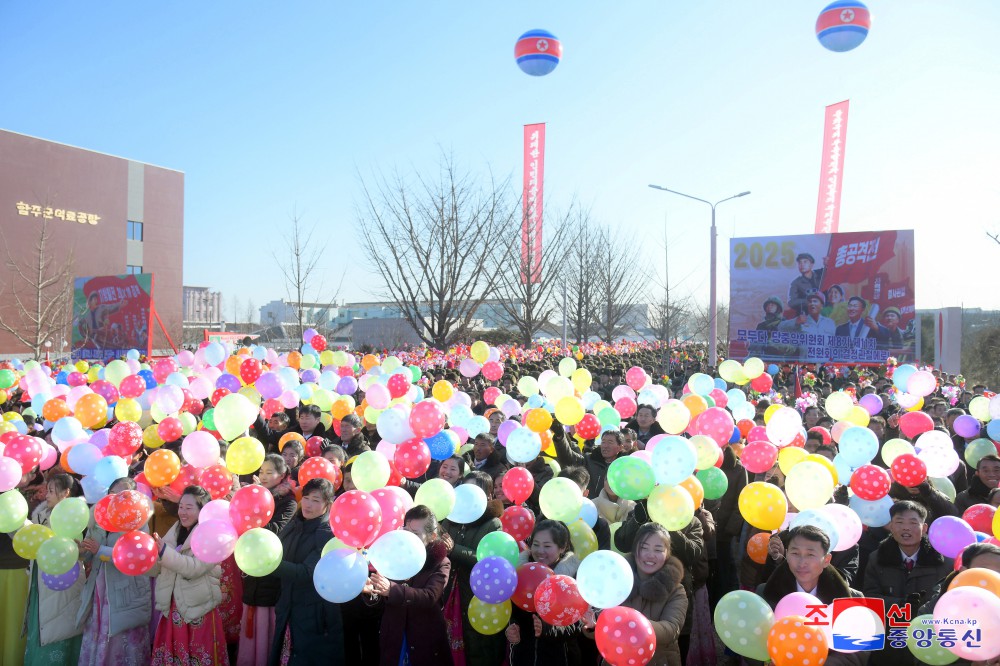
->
[127, 221, 144, 241]
[126, 265, 142, 275]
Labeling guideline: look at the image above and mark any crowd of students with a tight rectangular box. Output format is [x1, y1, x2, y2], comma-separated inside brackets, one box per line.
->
[1, 345, 999, 666]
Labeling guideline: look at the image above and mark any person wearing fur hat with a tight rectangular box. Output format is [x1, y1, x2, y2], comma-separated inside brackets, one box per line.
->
[365, 505, 454, 666]
[585, 522, 688, 666]
[506, 520, 583, 666]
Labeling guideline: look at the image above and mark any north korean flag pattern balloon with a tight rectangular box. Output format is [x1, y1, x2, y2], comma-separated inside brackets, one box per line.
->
[515, 29, 562, 76]
[816, 1, 871, 52]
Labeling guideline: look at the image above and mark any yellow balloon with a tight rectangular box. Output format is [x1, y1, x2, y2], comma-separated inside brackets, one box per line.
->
[804, 454, 839, 485]
[13, 523, 54, 559]
[114, 398, 142, 423]
[238, 386, 262, 407]
[143, 424, 164, 449]
[786, 460, 835, 510]
[470, 341, 490, 365]
[738, 482, 787, 531]
[468, 598, 511, 635]
[567, 519, 598, 560]
[777, 446, 808, 475]
[906, 397, 925, 412]
[743, 357, 765, 380]
[763, 404, 782, 424]
[227, 436, 265, 475]
[647, 485, 695, 531]
[825, 391, 854, 421]
[657, 400, 691, 435]
[319, 350, 335, 367]
[554, 396, 584, 426]
[570, 368, 592, 393]
[74, 360, 89, 373]
[310, 388, 334, 412]
[432, 381, 454, 402]
[845, 406, 870, 427]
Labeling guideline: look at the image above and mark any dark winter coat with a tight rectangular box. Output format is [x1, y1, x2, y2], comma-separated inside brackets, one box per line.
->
[623, 419, 666, 449]
[337, 432, 371, 458]
[705, 446, 748, 540]
[525, 456, 554, 517]
[509, 552, 583, 666]
[270, 511, 344, 665]
[242, 483, 298, 607]
[955, 473, 992, 514]
[888, 482, 959, 522]
[443, 500, 504, 609]
[604, 555, 687, 666]
[463, 448, 509, 482]
[377, 540, 453, 666]
[551, 426, 625, 498]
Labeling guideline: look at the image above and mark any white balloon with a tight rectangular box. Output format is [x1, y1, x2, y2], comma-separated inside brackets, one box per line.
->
[313, 549, 369, 602]
[577, 550, 633, 609]
[367, 530, 427, 581]
[447, 484, 488, 524]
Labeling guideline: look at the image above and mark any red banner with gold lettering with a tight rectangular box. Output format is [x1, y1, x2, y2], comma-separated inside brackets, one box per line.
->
[814, 100, 850, 234]
[521, 123, 545, 284]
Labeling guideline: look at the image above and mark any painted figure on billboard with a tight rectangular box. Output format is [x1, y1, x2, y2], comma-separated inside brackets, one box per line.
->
[72, 274, 154, 361]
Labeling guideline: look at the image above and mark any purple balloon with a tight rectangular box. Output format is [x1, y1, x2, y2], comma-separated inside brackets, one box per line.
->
[497, 420, 518, 446]
[469, 556, 517, 604]
[954, 415, 982, 439]
[928, 515, 976, 559]
[859, 393, 883, 416]
[300, 369, 320, 384]
[41, 561, 80, 591]
[255, 372, 283, 400]
[88, 428, 110, 449]
[336, 376, 359, 396]
[215, 373, 242, 393]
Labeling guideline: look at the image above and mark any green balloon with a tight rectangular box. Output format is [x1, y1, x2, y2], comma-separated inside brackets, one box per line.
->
[104, 360, 131, 387]
[414, 479, 456, 521]
[597, 407, 620, 428]
[476, 531, 519, 567]
[539, 478, 583, 523]
[0, 490, 28, 532]
[234, 528, 283, 577]
[0, 369, 16, 389]
[37, 535, 78, 575]
[202, 408, 216, 432]
[907, 614, 959, 665]
[965, 438, 997, 468]
[713, 590, 772, 661]
[352, 451, 390, 492]
[50, 497, 89, 538]
[214, 394, 258, 441]
[607, 457, 656, 501]
[697, 467, 730, 501]
[408, 365, 421, 383]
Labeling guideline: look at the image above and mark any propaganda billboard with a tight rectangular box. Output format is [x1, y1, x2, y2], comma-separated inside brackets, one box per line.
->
[728, 230, 915, 364]
[72, 274, 154, 361]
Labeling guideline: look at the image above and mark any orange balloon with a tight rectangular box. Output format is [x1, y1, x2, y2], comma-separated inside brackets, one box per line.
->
[539, 429, 553, 449]
[361, 354, 379, 371]
[681, 393, 708, 418]
[680, 475, 704, 508]
[278, 432, 306, 452]
[236, 347, 251, 356]
[525, 408, 553, 433]
[767, 616, 828, 666]
[287, 352, 302, 370]
[42, 398, 70, 423]
[331, 399, 351, 421]
[75, 393, 108, 428]
[747, 532, 770, 565]
[145, 449, 181, 487]
[60, 447, 75, 474]
[950, 567, 1000, 597]
[225, 356, 243, 377]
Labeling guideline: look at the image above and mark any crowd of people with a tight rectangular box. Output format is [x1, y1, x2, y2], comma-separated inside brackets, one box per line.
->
[0, 339, 998, 666]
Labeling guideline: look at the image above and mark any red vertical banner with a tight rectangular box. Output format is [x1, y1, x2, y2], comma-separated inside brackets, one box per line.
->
[814, 100, 850, 234]
[522, 123, 545, 284]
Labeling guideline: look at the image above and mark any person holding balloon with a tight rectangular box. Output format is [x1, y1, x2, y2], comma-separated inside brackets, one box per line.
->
[23, 472, 85, 665]
[269, 478, 344, 665]
[238, 454, 298, 665]
[507, 520, 584, 666]
[364, 505, 454, 666]
[149, 485, 228, 666]
[75, 476, 152, 665]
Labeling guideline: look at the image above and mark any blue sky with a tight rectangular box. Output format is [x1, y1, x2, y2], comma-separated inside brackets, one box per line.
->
[2, 2, 998, 318]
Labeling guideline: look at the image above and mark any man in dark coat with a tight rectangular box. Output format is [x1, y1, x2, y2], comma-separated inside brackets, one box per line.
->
[463, 434, 508, 482]
[289, 404, 328, 440]
[624, 404, 665, 449]
[705, 445, 748, 608]
[888, 481, 959, 522]
[551, 422, 626, 498]
[955, 454, 1000, 514]
[334, 413, 371, 458]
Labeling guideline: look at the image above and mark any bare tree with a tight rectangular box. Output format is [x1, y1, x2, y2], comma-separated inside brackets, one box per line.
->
[691, 301, 731, 352]
[645, 226, 693, 345]
[0, 219, 74, 359]
[243, 299, 257, 326]
[593, 226, 648, 342]
[493, 207, 573, 345]
[273, 213, 338, 344]
[565, 211, 601, 343]
[356, 155, 518, 349]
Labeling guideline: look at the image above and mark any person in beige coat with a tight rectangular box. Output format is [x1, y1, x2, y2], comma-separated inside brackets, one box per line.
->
[148, 485, 228, 666]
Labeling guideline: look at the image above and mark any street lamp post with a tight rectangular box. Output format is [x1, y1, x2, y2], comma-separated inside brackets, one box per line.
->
[647, 185, 750, 368]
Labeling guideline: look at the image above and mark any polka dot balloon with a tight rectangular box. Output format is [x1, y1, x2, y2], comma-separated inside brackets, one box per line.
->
[767, 615, 828, 666]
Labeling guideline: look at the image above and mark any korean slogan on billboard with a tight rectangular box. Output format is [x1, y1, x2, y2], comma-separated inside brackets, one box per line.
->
[728, 230, 915, 364]
[72, 274, 153, 361]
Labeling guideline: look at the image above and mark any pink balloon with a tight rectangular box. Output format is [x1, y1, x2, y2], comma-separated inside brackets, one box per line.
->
[615, 397, 637, 420]
[741, 441, 779, 474]
[366, 383, 391, 410]
[459, 359, 481, 378]
[497, 420, 518, 446]
[181, 431, 221, 469]
[625, 367, 646, 391]
[190, 519, 239, 564]
[0, 456, 21, 491]
[775, 591, 823, 620]
[694, 407, 735, 447]
[37, 443, 58, 472]
[907, 370, 937, 398]
[200, 499, 232, 524]
[370, 488, 407, 539]
[409, 401, 445, 438]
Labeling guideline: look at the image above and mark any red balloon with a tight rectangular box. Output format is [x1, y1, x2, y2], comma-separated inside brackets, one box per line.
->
[899, 411, 934, 439]
[118, 374, 147, 399]
[964, 504, 996, 534]
[483, 387, 501, 406]
[229, 485, 276, 534]
[94, 494, 116, 532]
[891, 453, 928, 488]
[741, 441, 779, 474]
[298, 457, 342, 490]
[808, 426, 832, 446]
[168, 464, 203, 496]
[90, 380, 120, 405]
[186, 399, 204, 417]
[596, 606, 657, 666]
[387, 373, 410, 399]
[575, 414, 602, 441]
[107, 421, 143, 457]
[201, 463, 235, 500]
[108, 490, 151, 532]
[482, 361, 504, 382]
[393, 438, 432, 478]
[337, 366, 355, 378]
[409, 401, 446, 439]
[210, 388, 230, 407]
[787, 430, 807, 449]
[850, 464, 891, 501]
[112, 530, 158, 576]
[737, 419, 755, 439]
[501, 505, 535, 542]
[305, 436, 326, 459]
[309, 335, 327, 352]
[512, 562, 553, 612]
[385, 460, 404, 488]
[370, 487, 406, 539]
[750, 374, 773, 393]
[5, 435, 42, 474]
[157, 417, 183, 443]
[330, 490, 382, 549]
[502, 467, 534, 505]
[535, 574, 589, 626]
[240, 358, 263, 385]
[615, 397, 637, 420]
[262, 398, 283, 420]
[152, 358, 178, 384]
